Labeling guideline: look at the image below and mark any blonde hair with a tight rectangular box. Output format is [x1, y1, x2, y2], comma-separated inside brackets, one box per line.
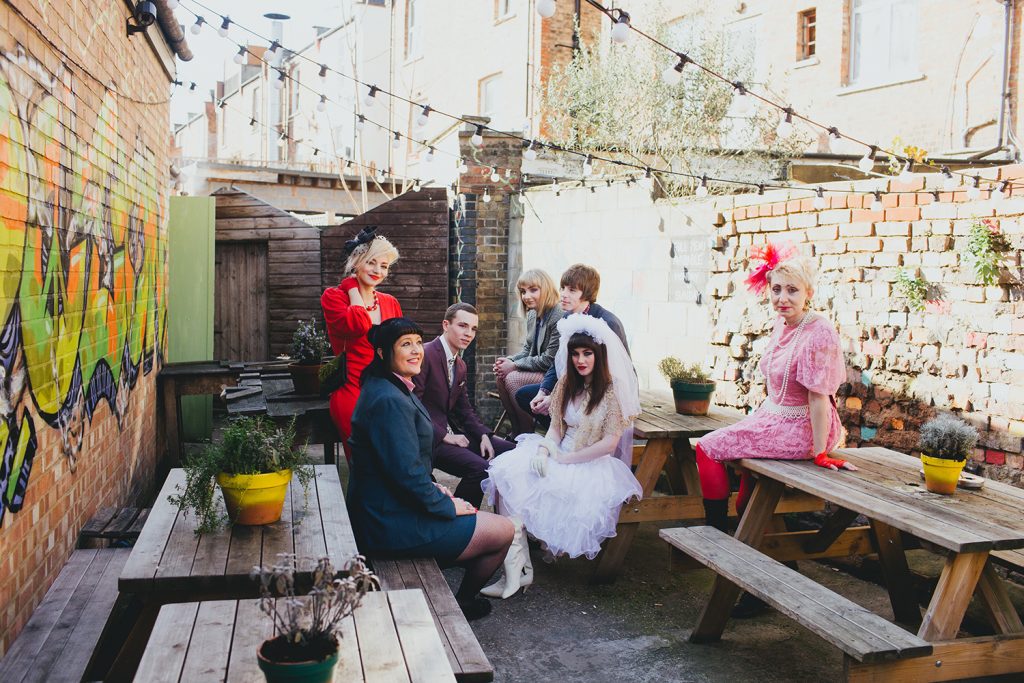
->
[767, 256, 817, 296]
[345, 236, 399, 277]
[516, 268, 559, 316]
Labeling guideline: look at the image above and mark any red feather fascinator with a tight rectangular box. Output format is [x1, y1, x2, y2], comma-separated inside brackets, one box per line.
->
[744, 242, 797, 294]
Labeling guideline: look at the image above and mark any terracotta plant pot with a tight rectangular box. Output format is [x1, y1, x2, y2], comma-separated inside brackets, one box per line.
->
[288, 362, 322, 395]
[216, 469, 291, 525]
[920, 453, 966, 495]
[670, 380, 716, 416]
[257, 636, 339, 683]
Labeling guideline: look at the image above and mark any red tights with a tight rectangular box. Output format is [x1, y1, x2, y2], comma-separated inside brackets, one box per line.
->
[696, 444, 754, 515]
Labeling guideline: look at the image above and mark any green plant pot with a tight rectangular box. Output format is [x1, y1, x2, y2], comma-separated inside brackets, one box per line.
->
[670, 380, 716, 416]
[288, 362, 322, 395]
[257, 637, 339, 683]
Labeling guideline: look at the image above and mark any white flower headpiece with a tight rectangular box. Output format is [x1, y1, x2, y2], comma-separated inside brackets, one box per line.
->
[556, 313, 611, 346]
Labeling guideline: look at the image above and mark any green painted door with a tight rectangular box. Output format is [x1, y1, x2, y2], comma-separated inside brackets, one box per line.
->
[168, 197, 216, 441]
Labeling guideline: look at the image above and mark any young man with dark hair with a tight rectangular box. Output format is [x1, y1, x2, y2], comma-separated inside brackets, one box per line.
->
[515, 264, 629, 421]
[414, 303, 515, 507]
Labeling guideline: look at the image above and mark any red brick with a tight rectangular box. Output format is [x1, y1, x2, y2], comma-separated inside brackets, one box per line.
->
[884, 206, 921, 221]
[786, 199, 803, 213]
[733, 208, 747, 221]
[997, 163, 1024, 181]
[852, 208, 884, 221]
[965, 331, 988, 348]
[986, 449, 1006, 466]
[889, 177, 926, 192]
[898, 192, 918, 207]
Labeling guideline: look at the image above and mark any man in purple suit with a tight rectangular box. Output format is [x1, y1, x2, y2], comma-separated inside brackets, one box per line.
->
[413, 303, 515, 507]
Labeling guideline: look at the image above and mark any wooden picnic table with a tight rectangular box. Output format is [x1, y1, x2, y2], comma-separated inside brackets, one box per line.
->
[226, 373, 339, 465]
[159, 361, 249, 467]
[592, 391, 821, 582]
[688, 446, 1024, 682]
[133, 589, 456, 682]
[111, 465, 359, 678]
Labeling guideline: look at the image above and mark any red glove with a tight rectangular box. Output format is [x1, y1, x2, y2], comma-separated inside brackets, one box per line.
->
[814, 451, 849, 470]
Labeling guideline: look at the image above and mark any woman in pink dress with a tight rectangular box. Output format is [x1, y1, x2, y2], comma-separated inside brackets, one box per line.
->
[696, 245, 856, 536]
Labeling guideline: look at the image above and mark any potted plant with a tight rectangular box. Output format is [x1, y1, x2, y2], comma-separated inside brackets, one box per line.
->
[658, 357, 716, 416]
[918, 414, 979, 495]
[169, 416, 314, 533]
[254, 554, 378, 683]
[289, 319, 331, 395]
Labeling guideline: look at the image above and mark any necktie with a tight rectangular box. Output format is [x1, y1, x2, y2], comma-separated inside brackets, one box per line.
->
[447, 356, 456, 387]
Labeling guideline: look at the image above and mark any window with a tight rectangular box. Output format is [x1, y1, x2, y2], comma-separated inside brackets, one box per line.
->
[495, 0, 514, 21]
[405, 0, 421, 60]
[797, 9, 816, 60]
[478, 73, 502, 119]
[849, 0, 918, 85]
[251, 87, 260, 120]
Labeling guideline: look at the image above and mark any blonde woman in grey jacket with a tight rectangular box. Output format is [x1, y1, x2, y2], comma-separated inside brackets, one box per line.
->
[493, 269, 560, 435]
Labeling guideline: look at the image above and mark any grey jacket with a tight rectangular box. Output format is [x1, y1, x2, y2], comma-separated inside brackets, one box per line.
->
[507, 308, 560, 373]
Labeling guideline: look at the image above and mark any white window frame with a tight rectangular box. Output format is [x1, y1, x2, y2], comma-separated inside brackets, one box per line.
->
[848, 0, 919, 87]
[405, 0, 422, 60]
[478, 73, 502, 120]
[496, 0, 514, 22]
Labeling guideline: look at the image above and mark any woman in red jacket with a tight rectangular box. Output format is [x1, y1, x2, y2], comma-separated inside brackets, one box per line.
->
[321, 227, 402, 459]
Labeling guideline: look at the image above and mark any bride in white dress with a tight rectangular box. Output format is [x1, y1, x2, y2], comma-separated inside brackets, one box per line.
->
[481, 314, 642, 598]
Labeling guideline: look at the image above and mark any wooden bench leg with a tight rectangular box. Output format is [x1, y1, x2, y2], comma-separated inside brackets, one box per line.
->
[870, 520, 921, 628]
[918, 551, 988, 641]
[689, 478, 785, 643]
[592, 438, 673, 584]
[977, 561, 1024, 635]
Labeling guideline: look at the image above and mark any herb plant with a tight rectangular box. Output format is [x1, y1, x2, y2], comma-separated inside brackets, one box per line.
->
[919, 414, 979, 461]
[291, 319, 331, 365]
[658, 357, 713, 384]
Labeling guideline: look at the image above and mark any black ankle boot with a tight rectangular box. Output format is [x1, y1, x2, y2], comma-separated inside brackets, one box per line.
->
[702, 498, 730, 533]
[456, 596, 493, 621]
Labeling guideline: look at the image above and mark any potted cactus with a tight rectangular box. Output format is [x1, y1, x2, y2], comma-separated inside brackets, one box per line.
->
[289, 319, 331, 395]
[658, 357, 716, 416]
[918, 415, 978, 495]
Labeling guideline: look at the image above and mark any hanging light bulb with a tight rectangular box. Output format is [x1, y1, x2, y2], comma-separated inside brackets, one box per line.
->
[233, 45, 247, 65]
[249, 117, 256, 128]
[190, 16, 205, 35]
[413, 179, 422, 192]
[482, 188, 492, 203]
[317, 63, 328, 80]
[610, 10, 632, 44]
[828, 126, 842, 141]
[392, 132, 402, 149]
[457, 158, 468, 174]
[355, 114, 366, 132]
[644, 167, 653, 179]
[898, 159, 913, 182]
[316, 94, 327, 112]
[812, 187, 827, 210]
[218, 16, 231, 37]
[730, 82, 754, 116]
[489, 167, 500, 182]
[662, 53, 690, 86]
[363, 85, 378, 107]
[870, 191, 884, 212]
[858, 146, 877, 173]
[992, 180, 1009, 202]
[276, 132, 286, 148]
[930, 189, 942, 204]
[941, 166, 958, 191]
[776, 107, 794, 138]
[268, 39, 281, 56]
[312, 148, 319, 157]
[523, 140, 537, 161]
[967, 175, 982, 200]
[424, 146, 435, 163]
[695, 175, 709, 198]
[537, 0, 556, 18]
[416, 105, 431, 128]
[582, 155, 593, 176]
[590, 185, 597, 194]
[757, 183, 765, 196]
[471, 125, 484, 147]
[272, 69, 286, 90]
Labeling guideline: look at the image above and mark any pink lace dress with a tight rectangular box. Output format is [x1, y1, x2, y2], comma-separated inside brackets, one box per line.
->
[698, 313, 846, 462]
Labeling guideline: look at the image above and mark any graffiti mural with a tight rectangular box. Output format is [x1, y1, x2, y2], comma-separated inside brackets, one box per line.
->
[0, 46, 166, 524]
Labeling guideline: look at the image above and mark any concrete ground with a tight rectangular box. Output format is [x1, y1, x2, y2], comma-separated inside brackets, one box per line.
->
[315, 444, 1022, 682]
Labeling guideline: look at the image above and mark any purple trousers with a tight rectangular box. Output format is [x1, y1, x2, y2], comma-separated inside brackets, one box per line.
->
[434, 435, 515, 507]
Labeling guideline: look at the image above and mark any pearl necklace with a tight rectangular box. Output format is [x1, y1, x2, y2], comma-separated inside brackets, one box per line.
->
[767, 312, 812, 403]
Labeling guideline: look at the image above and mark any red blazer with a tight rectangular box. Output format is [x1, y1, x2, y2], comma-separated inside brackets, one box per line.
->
[412, 338, 490, 448]
[321, 276, 402, 448]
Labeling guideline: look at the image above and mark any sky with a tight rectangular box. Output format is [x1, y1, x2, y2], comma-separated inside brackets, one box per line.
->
[169, 0, 344, 126]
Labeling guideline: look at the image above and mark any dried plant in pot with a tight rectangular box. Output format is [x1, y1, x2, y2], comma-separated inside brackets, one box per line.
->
[253, 554, 378, 683]
[918, 414, 978, 495]
[658, 357, 716, 416]
[289, 319, 331, 395]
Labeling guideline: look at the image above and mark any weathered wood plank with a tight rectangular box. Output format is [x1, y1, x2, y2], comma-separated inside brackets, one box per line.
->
[388, 590, 458, 683]
[845, 636, 1024, 683]
[919, 551, 990, 641]
[133, 602, 199, 682]
[178, 600, 236, 681]
[226, 599, 274, 683]
[120, 470, 185, 590]
[353, 591, 410, 682]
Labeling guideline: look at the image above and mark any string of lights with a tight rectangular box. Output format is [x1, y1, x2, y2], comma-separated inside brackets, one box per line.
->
[177, 0, 1018, 205]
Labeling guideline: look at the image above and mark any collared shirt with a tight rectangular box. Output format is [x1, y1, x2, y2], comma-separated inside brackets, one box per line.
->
[438, 335, 459, 387]
[392, 373, 415, 391]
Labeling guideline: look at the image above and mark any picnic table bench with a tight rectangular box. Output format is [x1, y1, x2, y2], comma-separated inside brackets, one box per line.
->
[665, 446, 1024, 682]
[133, 590, 456, 682]
[591, 391, 824, 583]
[0, 548, 130, 683]
[78, 506, 150, 548]
[374, 558, 494, 682]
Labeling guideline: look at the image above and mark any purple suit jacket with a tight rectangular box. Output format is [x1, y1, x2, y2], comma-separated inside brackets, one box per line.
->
[412, 338, 490, 448]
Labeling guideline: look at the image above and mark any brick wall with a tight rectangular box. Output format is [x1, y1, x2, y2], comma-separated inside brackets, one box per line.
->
[0, 3, 170, 653]
[708, 166, 1024, 484]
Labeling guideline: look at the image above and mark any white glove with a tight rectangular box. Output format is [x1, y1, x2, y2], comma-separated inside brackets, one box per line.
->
[530, 451, 548, 477]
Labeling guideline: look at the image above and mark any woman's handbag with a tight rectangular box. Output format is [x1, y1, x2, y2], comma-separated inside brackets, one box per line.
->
[319, 354, 347, 396]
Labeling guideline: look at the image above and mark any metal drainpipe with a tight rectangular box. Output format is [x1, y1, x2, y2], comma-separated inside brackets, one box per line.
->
[996, 0, 1015, 156]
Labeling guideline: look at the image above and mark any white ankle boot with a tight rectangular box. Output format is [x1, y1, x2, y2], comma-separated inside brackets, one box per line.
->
[481, 518, 534, 599]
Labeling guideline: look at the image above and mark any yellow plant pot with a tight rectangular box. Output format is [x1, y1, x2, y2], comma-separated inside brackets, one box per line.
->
[920, 454, 965, 495]
[216, 470, 291, 525]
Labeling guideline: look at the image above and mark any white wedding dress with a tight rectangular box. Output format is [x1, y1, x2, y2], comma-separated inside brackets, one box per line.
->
[482, 397, 643, 560]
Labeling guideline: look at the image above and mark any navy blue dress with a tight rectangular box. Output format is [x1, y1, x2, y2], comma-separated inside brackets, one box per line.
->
[347, 374, 475, 560]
